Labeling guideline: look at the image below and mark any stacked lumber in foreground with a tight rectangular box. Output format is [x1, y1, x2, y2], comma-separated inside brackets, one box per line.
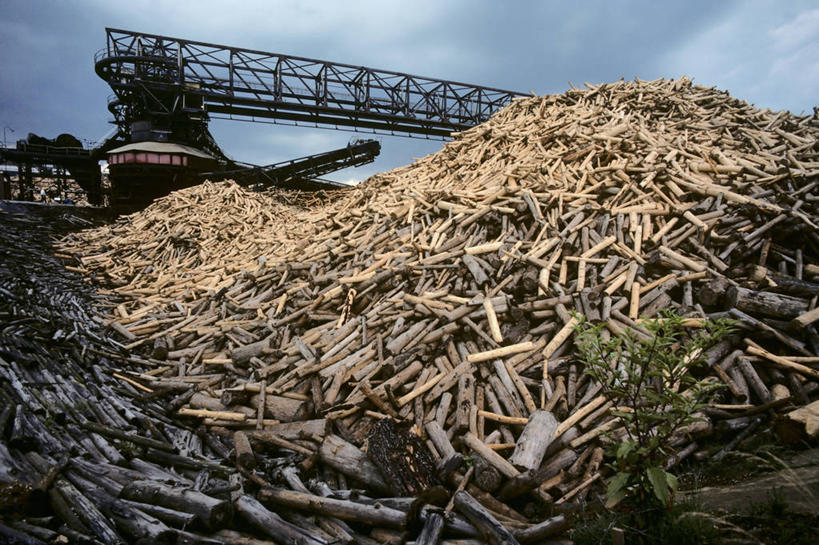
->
[49, 77, 819, 543]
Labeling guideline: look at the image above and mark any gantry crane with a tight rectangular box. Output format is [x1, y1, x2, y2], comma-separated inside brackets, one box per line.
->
[2, 29, 526, 208]
[94, 28, 526, 206]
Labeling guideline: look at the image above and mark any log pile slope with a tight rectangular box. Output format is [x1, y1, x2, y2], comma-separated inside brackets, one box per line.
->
[48, 76, 819, 543]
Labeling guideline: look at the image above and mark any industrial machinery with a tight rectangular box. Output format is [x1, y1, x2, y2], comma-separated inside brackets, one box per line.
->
[3, 28, 526, 208]
[0, 135, 104, 204]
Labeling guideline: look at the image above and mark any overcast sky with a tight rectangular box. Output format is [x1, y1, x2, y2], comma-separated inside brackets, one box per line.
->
[1, 1, 817, 183]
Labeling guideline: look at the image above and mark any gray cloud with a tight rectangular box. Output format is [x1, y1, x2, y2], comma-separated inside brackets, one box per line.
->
[1, 0, 816, 183]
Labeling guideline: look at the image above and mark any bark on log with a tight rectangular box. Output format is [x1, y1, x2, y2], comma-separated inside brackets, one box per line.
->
[415, 511, 445, 545]
[234, 431, 256, 469]
[366, 418, 440, 496]
[235, 494, 328, 545]
[119, 480, 232, 530]
[726, 286, 809, 319]
[513, 514, 570, 543]
[258, 487, 408, 528]
[318, 434, 388, 492]
[498, 449, 578, 500]
[453, 491, 520, 545]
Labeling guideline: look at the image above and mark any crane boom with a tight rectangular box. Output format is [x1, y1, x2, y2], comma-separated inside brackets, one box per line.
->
[95, 28, 526, 141]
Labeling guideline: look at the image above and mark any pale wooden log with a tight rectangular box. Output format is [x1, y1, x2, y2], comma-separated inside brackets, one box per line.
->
[542, 317, 579, 360]
[466, 241, 505, 255]
[484, 297, 504, 342]
[456, 373, 476, 432]
[507, 410, 558, 472]
[179, 408, 247, 421]
[659, 245, 706, 272]
[425, 420, 464, 478]
[247, 419, 327, 442]
[462, 432, 519, 479]
[553, 395, 606, 439]
[467, 342, 535, 363]
[231, 334, 275, 365]
[792, 306, 819, 329]
[745, 341, 819, 380]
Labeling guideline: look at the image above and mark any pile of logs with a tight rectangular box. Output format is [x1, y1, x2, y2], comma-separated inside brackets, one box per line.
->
[8, 77, 819, 543]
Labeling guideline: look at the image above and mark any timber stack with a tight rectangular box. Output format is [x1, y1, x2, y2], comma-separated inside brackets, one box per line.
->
[2, 77, 818, 544]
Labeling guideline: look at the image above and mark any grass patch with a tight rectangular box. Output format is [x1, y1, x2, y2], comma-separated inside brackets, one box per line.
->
[572, 499, 720, 545]
[724, 489, 819, 545]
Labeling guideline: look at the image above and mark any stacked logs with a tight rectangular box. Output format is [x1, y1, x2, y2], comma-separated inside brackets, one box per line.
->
[0, 207, 265, 544]
[44, 77, 819, 542]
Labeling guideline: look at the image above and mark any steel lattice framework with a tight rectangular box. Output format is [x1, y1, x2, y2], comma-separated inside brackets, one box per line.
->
[95, 28, 526, 140]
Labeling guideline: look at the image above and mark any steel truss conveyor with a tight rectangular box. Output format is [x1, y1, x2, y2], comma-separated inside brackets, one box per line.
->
[200, 139, 381, 191]
[94, 28, 526, 142]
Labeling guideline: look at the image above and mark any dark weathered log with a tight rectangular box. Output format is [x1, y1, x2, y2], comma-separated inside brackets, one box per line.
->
[152, 336, 171, 360]
[235, 494, 328, 545]
[513, 514, 570, 543]
[697, 277, 731, 307]
[736, 357, 773, 403]
[366, 418, 440, 496]
[415, 511, 445, 545]
[54, 479, 125, 544]
[119, 480, 232, 530]
[0, 403, 14, 439]
[498, 449, 578, 501]
[258, 488, 408, 528]
[79, 420, 177, 453]
[318, 434, 388, 492]
[453, 491, 520, 545]
[419, 505, 482, 538]
[7, 521, 59, 544]
[0, 522, 47, 545]
[726, 286, 809, 319]
[754, 270, 819, 297]
[120, 498, 198, 527]
[473, 455, 502, 493]
[508, 410, 558, 472]
[713, 417, 763, 461]
[106, 498, 176, 544]
[9, 405, 39, 451]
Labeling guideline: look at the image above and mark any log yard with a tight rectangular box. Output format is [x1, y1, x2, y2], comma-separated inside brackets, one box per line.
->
[1, 6, 818, 545]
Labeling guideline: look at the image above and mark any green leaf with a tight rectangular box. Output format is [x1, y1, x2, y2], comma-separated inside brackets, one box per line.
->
[665, 471, 678, 493]
[616, 441, 634, 460]
[646, 466, 671, 506]
[605, 471, 630, 508]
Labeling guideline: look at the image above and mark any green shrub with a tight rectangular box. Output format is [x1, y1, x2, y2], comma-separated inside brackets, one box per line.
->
[574, 309, 735, 509]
